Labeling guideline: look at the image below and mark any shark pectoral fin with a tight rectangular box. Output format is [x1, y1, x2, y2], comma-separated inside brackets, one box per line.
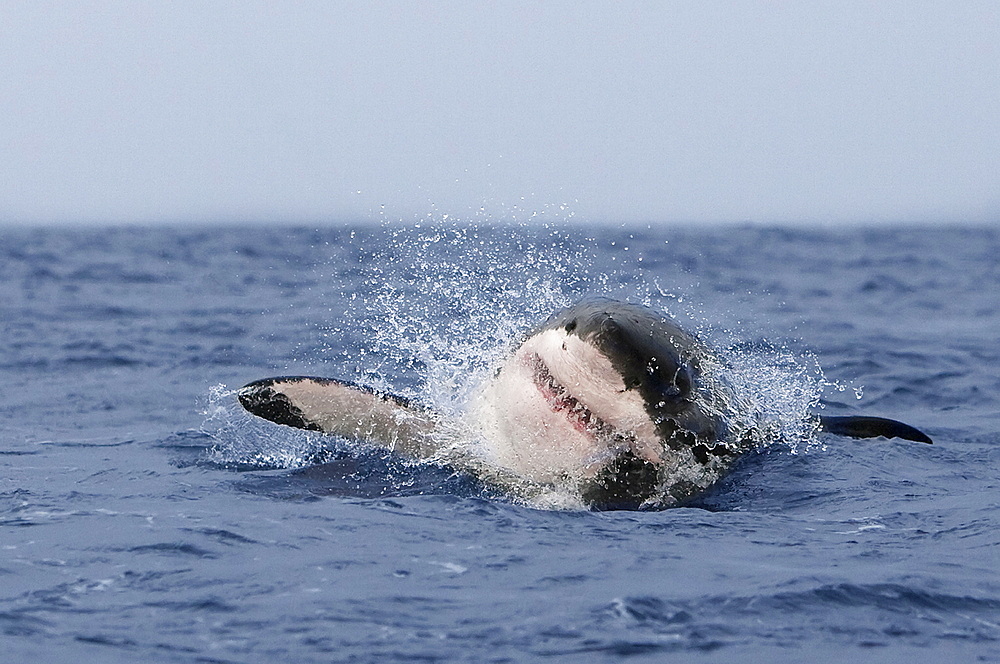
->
[238, 376, 442, 457]
[817, 415, 933, 444]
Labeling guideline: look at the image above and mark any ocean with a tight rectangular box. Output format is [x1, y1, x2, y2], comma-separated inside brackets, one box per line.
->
[1, 223, 998, 663]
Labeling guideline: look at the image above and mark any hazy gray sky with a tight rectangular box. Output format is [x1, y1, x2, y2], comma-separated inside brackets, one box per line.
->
[2, 1, 998, 226]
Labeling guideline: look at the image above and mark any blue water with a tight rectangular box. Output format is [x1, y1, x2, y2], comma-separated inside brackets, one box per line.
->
[1, 223, 998, 663]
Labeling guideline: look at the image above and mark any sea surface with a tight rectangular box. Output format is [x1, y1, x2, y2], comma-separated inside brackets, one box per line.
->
[1, 223, 998, 663]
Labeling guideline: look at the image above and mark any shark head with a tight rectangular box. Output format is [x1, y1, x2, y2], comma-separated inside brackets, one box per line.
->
[471, 298, 736, 509]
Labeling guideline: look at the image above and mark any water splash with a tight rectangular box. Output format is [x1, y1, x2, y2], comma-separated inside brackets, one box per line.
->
[206, 220, 830, 506]
[712, 342, 830, 454]
[330, 222, 612, 415]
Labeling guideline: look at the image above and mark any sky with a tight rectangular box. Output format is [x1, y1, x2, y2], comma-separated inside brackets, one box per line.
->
[2, 1, 998, 226]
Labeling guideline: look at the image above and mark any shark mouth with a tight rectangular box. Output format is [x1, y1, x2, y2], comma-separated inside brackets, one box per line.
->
[525, 352, 617, 440]
[525, 351, 665, 509]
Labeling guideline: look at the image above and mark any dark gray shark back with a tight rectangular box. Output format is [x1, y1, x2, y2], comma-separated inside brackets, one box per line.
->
[818, 415, 932, 444]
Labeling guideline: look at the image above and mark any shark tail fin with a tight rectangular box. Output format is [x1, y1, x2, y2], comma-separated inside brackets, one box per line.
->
[817, 415, 932, 444]
[237, 376, 442, 457]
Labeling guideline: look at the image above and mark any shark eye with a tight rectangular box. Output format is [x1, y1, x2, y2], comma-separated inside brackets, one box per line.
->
[564, 319, 577, 333]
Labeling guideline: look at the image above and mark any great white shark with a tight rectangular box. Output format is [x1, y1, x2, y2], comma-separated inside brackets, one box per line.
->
[238, 298, 931, 509]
